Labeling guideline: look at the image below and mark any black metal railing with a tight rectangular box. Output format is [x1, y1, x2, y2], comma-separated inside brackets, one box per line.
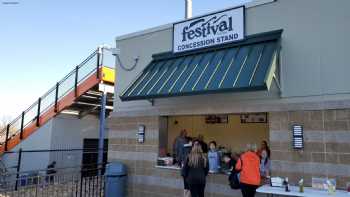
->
[0, 49, 102, 149]
[0, 148, 107, 197]
[0, 167, 105, 197]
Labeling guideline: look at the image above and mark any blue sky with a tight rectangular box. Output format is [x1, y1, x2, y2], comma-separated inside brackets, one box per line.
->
[0, 0, 250, 119]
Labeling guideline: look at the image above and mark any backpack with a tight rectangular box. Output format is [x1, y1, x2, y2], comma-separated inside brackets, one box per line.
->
[228, 158, 242, 190]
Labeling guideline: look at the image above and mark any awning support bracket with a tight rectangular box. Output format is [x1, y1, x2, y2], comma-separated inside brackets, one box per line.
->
[273, 73, 281, 92]
[148, 99, 154, 106]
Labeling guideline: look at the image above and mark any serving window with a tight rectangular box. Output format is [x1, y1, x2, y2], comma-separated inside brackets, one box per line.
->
[157, 113, 269, 170]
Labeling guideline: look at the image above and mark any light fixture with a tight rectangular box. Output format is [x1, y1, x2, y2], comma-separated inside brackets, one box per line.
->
[99, 44, 139, 71]
[292, 125, 304, 149]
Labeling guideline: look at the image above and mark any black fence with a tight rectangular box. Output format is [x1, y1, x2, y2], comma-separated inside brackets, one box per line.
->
[0, 148, 107, 197]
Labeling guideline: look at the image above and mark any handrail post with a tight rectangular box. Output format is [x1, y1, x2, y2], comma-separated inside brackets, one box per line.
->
[15, 148, 22, 191]
[54, 82, 59, 113]
[20, 111, 25, 140]
[96, 49, 101, 79]
[4, 124, 10, 151]
[36, 97, 41, 127]
[75, 66, 79, 97]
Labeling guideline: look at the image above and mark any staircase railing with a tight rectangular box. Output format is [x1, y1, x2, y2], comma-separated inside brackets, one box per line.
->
[0, 49, 102, 149]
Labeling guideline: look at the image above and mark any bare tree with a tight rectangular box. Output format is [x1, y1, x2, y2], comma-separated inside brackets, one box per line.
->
[0, 115, 12, 132]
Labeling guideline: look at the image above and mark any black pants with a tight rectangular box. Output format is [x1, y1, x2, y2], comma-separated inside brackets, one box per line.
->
[183, 177, 190, 190]
[240, 183, 258, 197]
[188, 183, 205, 197]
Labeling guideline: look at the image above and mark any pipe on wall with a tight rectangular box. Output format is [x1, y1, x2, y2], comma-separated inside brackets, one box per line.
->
[185, 0, 192, 19]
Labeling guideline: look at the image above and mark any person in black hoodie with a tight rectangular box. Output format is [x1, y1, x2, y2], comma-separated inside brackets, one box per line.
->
[182, 137, 193, 197]
[197, 134, 208, 153]
[182, 141, 209, 197]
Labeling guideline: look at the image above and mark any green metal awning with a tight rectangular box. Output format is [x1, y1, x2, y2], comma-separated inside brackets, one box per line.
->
[120, 30, 282, 101]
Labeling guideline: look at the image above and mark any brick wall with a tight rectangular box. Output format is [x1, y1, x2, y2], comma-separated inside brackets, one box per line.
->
[108, 116, 245, 197]
[107, 109, 350, 196]
[269, 109, 350, 189]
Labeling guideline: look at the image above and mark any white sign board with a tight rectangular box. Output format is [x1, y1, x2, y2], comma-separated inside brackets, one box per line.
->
[173, 6, 245, 53]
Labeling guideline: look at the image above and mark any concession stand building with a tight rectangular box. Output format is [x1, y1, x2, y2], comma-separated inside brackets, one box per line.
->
[108, 0, 350, 196]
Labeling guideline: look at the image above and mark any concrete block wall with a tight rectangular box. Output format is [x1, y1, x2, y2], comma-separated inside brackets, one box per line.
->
[269, 109, 350, 189]
[108, 116, 246, 197]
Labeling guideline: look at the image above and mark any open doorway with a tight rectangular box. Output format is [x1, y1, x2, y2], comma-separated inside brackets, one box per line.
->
[82, 138, 108, 177]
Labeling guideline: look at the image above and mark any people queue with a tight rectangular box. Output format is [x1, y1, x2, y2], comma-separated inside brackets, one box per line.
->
[173, 129, 271, 197]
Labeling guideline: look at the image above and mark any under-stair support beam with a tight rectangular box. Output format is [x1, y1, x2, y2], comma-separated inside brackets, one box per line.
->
[15, 148, 22, 191]
[97, 91, 106, 176]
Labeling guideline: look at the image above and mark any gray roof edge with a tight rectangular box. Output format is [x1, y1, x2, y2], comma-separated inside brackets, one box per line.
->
[115, 0, 276, 42]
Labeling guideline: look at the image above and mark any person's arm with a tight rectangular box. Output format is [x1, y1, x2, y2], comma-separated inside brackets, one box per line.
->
[183, 158, 190, 177]
[174, 138, 178, 155]
[172, 139, 177, 156]
[204, 158, 209, 176]
[217, 152, 221, 169]
[235, 158, 242, 171]
[266, 159, 271, 177]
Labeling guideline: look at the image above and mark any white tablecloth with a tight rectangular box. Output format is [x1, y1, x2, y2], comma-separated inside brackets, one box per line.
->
[257, 185, 349, 197]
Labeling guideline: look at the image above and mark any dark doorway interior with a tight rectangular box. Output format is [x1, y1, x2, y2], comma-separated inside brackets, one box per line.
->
[82, 138, 108, 177]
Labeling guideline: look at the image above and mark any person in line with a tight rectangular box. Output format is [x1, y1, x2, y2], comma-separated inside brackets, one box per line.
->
[197, 134, 208, 154]
[208, 141, 220, 173]
[258, 140, 271, 181]
[223, 152, 240, 171]
[182, 142, 209, 197]
[46, 161, 57, 183]
[173, 129, 188, 166]
[223, 154, 234, 172]
[182, 137, 193, 197]
[260, 148, 271, 180]
[236, 144, 260, 197]
[257, 140, 271, 160]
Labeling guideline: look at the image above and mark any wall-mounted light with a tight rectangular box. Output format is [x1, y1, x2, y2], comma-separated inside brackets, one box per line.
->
[137, 125, 145, 144]
[292, 125, 304, 149]
[100, 44, 139, 72]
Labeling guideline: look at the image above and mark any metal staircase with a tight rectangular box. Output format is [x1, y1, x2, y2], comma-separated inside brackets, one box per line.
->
[0, 48, 115, 154]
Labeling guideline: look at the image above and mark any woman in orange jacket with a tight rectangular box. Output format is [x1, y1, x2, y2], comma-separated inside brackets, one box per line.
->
[235, 144, 261, 197]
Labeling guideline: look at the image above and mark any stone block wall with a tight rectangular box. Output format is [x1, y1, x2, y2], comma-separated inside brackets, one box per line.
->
[108, 116, 245, 197]
[269, 109, 350, 189]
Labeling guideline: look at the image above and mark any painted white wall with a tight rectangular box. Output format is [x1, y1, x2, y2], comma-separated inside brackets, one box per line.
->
[0, 114, 103, 174]
[49, 114, 102, 169]
[244, 0, 350, 98]
[1, 120, 53, 174]
[112, 0, 350, 116]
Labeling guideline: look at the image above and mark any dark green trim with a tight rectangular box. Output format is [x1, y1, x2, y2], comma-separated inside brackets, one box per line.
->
[120, 84, 267, 101]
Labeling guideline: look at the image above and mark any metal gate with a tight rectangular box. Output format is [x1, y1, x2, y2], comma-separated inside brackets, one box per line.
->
[0, 148, 107, 197]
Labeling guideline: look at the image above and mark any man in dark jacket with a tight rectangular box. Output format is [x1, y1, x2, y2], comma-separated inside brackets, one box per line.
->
[173, 129, 188, 166]
[197, 134, 208, 153]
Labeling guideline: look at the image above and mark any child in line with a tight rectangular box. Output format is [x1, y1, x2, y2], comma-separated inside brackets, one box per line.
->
[208, 141, 221, 173]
